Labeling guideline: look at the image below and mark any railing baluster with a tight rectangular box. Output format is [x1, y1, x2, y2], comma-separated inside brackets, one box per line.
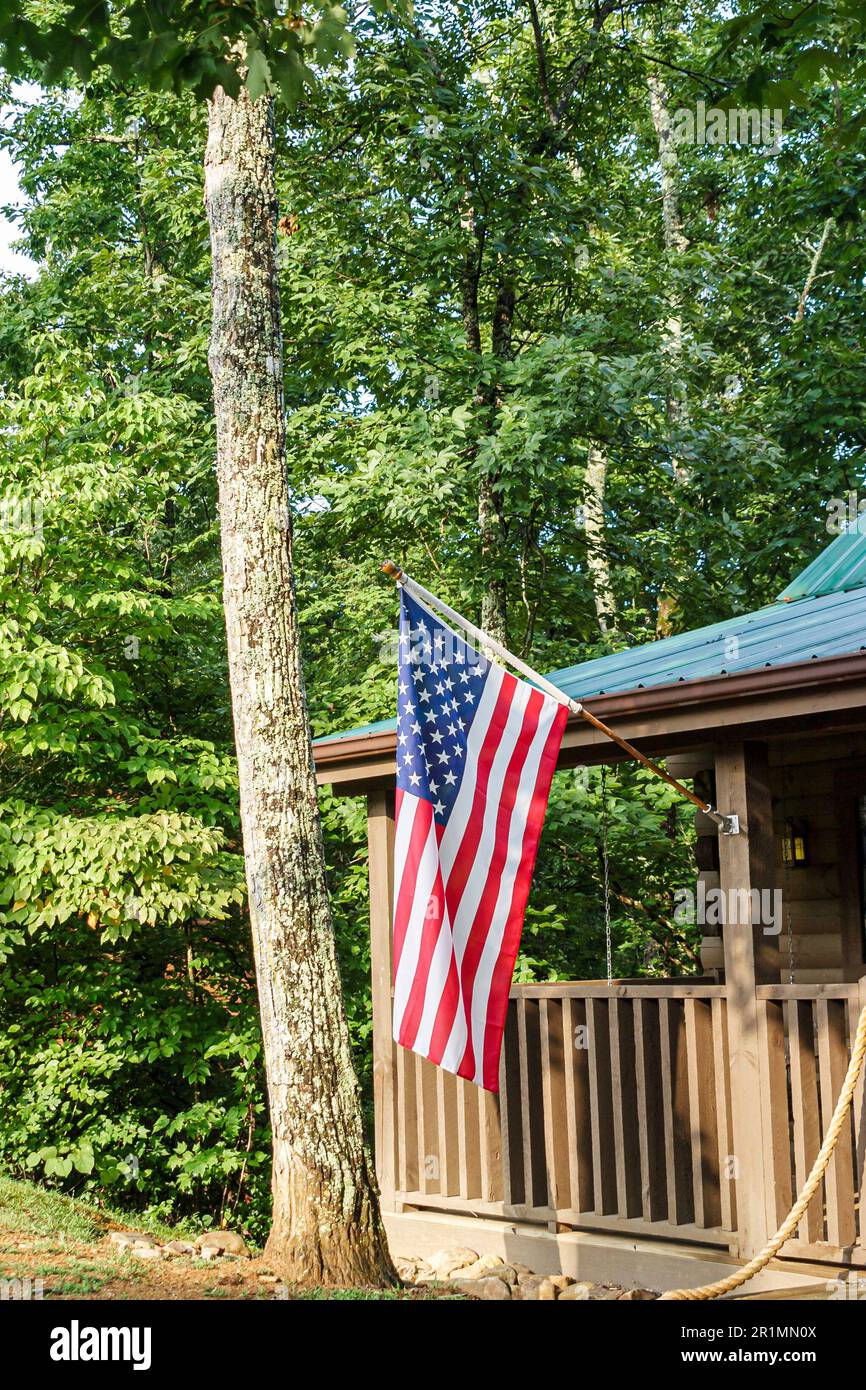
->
[685, 997, 722, 1229]
[659, 998, 694, 1225]
[587, 997, 617, 1214]
[711, 998, 736, 1233]
[540, 998, 570, 1213]
[609, 998, 641, 1217]
[563, 996, 594, 1213]
[634, 997, 667, 1222]
[787, 999, 823, 1243]
[817, 998, 856, 1248]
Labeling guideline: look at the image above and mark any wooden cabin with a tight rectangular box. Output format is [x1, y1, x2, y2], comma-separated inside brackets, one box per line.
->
[313, 528, 866, 1293]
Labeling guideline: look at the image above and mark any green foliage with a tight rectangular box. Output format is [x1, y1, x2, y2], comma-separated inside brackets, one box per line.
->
[0, 1, 359, 104]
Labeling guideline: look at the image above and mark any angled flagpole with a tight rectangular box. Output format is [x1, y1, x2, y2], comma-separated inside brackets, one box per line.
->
[381, 560, 739, 836]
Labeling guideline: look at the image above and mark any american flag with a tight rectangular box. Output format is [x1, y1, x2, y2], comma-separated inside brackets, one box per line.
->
[392, 586, 568, 1091]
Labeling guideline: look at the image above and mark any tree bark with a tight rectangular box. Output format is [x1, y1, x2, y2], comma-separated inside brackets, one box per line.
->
[583, 445, 617, 637]
[204, 85, 394, 1286]
[461, 232, 510, 646]
[647, 71, 688, 479]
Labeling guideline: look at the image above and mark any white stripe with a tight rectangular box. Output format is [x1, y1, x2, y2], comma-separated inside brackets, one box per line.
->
[410, 898, 454, 1056]
[392, 807, 439, 1038]
[391, 788, 418, 909]
[467, 698, 561, 1082]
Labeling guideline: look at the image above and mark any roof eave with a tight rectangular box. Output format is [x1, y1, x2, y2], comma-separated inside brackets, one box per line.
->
[313, 650, 866, 787]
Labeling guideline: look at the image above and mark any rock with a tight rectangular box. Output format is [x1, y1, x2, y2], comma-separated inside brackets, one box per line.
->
[538, 1279, 558, 1300]
[110, 1231, 158, 1248]
[457, 1253, 506, 1280]
[453, 1276, 511, 1300]
[547, 1275, 574, 1290]
[594, 1286, 625, 1300]
[427, 1246, 479, 1277]
[198, 1245, 221, 1261]
[163, 1240, 196, 1257]
[618, 1288, 657, 1301]
[557, 1282, 594, 1301]
[395, 1257, 433, 1283]
[196, 1230, 249, 1257]
[130, 1244, 163, 1260]
[514, 1275, 544, 1300]
[258, 1274, 279, 1284]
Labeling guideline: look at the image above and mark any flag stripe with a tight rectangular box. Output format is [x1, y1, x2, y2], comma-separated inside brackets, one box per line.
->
[455, 689, 549, 1080]
[480, 702, 568, 1087]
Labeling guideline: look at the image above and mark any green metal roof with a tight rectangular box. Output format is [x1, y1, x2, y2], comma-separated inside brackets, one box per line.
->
[778, 513, 866, 601]
[317, 532, 866, 745]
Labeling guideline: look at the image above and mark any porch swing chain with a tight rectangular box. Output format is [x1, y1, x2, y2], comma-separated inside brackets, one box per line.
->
[783, 760, 795, 985]
[601, 766, 612, 988]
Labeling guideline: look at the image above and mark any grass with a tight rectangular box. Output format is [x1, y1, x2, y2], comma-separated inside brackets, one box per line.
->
[0, 1176, 461, 1300]
[0, 1175, 176, 1243]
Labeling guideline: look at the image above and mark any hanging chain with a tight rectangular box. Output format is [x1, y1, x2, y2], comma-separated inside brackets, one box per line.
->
[601, 765, 613, 987]
[783, 759, 795, 985]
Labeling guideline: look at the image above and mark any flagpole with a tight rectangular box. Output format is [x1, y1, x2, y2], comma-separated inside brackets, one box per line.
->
[381, 560, 739, 836]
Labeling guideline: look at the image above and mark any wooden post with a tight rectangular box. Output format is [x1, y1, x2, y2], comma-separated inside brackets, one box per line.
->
[715, 741, 781, 1258]
[367, 789, 397, 1211]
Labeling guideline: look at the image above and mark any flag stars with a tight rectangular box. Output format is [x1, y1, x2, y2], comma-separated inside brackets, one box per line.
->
[396, 594, 493, 819]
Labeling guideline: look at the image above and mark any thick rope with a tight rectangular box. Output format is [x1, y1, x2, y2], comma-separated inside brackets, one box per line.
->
[659, 1001, 866, 1301]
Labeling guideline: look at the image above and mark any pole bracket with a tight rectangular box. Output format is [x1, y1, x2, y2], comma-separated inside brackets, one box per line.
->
[706, 806, 740, 836]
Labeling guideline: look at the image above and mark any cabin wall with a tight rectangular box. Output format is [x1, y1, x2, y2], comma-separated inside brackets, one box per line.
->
[695, 734, 866, 983]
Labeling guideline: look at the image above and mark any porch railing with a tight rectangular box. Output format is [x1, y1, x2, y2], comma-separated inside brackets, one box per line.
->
[385, 978, 866, 1268]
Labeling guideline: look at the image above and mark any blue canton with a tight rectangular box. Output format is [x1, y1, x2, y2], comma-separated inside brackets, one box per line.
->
[396, 589, 491, 826]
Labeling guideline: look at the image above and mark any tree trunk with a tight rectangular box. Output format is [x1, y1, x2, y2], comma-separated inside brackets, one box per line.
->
[583, 445, 617, 637]
[204, 85, 394, 1287]
[647, 71, 688, 480]
[462, 240, 510, 645]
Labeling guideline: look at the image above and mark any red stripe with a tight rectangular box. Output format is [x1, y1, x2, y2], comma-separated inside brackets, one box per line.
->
[391, 793, 434, 981]
[396, 854, 447, 1050]
[425, 676, 518, 1066]
[456, 689, 545, 1081]
[481, 702, 567, 1089]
